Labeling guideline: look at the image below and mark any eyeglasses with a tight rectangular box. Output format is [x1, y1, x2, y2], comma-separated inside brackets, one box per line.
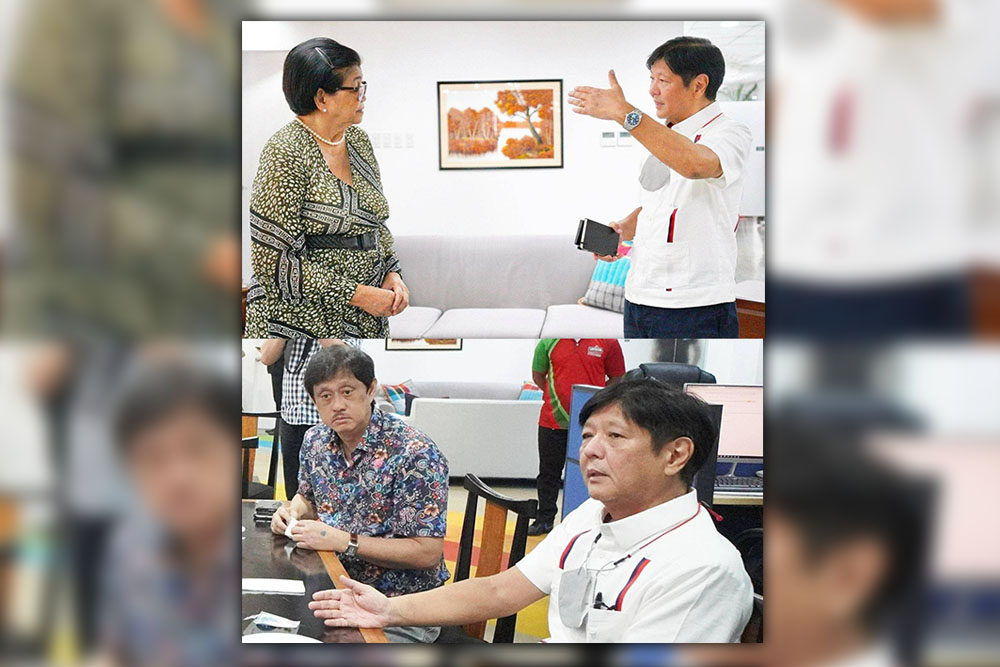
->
[336, 82, 367, 100]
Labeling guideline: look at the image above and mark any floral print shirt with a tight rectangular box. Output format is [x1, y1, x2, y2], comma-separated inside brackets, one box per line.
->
[298, 406, 449, 596]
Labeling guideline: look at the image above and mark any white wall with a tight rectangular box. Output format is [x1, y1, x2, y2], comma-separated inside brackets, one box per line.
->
[359, 338, 763, 386]
[699, 338, 764, 385]
[359, 339, 539, 385]
[243, 338, 763, 407]
[622, 338, 763, 385]
[242, 339, 278, 413]
[242, 21, 765, 281]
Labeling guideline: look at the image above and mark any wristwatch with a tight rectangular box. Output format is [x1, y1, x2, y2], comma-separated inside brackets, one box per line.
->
[623, 108, 643, 132]
[343, 532, 359, 558]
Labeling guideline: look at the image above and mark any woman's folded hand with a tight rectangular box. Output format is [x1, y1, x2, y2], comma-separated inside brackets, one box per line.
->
[380, 272, 410, 316]
[350, 284, 396, 317]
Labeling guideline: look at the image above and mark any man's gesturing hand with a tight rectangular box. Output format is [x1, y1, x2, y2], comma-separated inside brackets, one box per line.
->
[309, 575, 395, 628]
[569, 70, 632, 122]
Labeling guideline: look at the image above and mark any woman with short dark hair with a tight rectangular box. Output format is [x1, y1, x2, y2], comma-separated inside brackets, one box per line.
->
[245, 38, 408, 338]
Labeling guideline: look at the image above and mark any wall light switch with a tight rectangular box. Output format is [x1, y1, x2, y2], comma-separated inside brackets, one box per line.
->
[393, 133, 403, 148]
[381, 132, 392, 149]
[600, 131, 616, 147]
[405, 133, 414, 149]
[617, 131, 632, 146]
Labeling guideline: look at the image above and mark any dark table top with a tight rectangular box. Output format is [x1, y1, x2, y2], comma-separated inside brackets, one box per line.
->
[242, 502, 378, 643]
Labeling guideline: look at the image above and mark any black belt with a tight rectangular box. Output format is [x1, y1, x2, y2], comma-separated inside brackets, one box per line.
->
[304, 233, 377, 251]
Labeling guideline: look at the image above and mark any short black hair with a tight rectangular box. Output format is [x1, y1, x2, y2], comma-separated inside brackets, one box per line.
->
[646, 36, 726, 101]
[115, 360, 238, 451]
[578, 380, 716, 485]
[768, 423, 929, 633]
[282, 37, 362, 115]
[303, 345, 376, 397]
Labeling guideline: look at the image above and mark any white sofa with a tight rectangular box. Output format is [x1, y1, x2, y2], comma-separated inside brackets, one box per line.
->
[386, 235, 765, 339]
[397, 380, 542, 480]
[387, 235, 622, 339]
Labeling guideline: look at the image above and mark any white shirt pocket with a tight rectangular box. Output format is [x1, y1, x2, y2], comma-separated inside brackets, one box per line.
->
[585, 607, 626, 642]
[634, 238, 692, 291]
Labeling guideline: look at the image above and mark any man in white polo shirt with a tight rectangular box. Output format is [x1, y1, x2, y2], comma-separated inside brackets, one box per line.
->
[569, 37, 753, 338]
[308, 380, 752, 643]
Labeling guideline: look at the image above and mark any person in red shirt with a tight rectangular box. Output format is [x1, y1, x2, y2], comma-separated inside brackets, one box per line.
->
[529, 339, 626, 534]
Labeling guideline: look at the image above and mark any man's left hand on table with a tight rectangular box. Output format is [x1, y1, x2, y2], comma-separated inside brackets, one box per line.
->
[290, 519, 349, 552]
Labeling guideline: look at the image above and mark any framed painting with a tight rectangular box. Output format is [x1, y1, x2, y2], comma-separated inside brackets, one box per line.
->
[437, 79, 563, 170]
[385, 339, 463, 351]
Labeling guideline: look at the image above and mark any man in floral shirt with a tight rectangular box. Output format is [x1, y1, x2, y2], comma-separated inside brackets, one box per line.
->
[270, 345, 448, 643]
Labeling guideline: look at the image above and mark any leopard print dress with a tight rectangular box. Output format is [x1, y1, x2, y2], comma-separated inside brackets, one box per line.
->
[244, 121, 400, 338]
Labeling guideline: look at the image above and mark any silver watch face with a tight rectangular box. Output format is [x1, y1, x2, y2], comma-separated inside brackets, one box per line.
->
[625, 109, 642, 130]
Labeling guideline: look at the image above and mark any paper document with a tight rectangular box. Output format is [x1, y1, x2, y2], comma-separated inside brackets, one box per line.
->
[242, 578, 306, 595]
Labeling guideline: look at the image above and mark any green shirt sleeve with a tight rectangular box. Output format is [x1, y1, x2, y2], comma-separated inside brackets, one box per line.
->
[533, 339, 556, 373]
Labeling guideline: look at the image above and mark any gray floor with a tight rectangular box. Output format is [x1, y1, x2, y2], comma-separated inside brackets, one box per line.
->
[735, 218, 765, 283]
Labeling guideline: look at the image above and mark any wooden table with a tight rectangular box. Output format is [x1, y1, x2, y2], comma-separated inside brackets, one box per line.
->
[241, 502, 388, 643]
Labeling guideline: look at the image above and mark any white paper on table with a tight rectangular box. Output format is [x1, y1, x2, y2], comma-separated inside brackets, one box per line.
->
[242, 633, 320, 643]
[241, 578, 306, 596]
[284, 517, 298, 539]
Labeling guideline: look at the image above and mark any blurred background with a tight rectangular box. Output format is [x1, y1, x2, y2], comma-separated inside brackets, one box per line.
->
[1, 0, 999, 666]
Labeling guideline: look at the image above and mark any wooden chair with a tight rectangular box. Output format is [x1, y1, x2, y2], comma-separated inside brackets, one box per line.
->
[241, 412, 281, 499]
[437, 474, 537, 643]
[0, 498, 16, 639]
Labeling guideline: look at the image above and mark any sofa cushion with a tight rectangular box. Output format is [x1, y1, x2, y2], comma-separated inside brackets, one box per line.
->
[393, 236, 596, 310]
[423, 308, 546, 339]
[540, 304, 624, 338]
[411, 381, 522, 401]
[580, 255, 631, 313]
[388, 306, 442, 339]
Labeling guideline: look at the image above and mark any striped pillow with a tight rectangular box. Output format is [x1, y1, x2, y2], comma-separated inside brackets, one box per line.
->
[519, 382, 543, 400]
[381, 380, 414, 414]
[580, 255, 631, 313]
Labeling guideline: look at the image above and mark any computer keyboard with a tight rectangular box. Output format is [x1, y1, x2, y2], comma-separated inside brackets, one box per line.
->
[715, 475, 764, 492]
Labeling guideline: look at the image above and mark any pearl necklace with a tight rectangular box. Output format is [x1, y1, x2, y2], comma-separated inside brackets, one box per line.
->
[296, 118, 345, 146]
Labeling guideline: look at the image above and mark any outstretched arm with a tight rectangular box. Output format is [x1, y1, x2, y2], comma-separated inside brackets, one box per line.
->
[569, 70, 723, 180]
[310, 566, 545, 629]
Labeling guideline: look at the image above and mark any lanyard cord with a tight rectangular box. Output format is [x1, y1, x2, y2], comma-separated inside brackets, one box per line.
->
[579, 504, 703, 574]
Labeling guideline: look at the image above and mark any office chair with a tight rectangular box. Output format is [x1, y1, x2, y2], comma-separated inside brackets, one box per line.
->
[741, 593, 764, 643]
[733, 527, 764, 596]
[692, 404, 723, 507]
[436, 474, 537, 643]
[623, 362, 717, 390]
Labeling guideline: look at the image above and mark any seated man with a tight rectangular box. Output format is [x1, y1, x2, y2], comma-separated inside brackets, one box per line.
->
[269, 346, 449, 643]
[765, 420, 927, 667]
[309, 380, 752, 642]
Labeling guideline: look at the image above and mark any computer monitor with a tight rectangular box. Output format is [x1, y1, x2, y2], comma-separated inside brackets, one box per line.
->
[684, 384, 763, 458]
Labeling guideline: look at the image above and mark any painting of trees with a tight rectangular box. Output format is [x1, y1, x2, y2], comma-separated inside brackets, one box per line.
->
[495, 89, 554, 159]
[438, 80, 561, 169]
[447, 107, 499, 155]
